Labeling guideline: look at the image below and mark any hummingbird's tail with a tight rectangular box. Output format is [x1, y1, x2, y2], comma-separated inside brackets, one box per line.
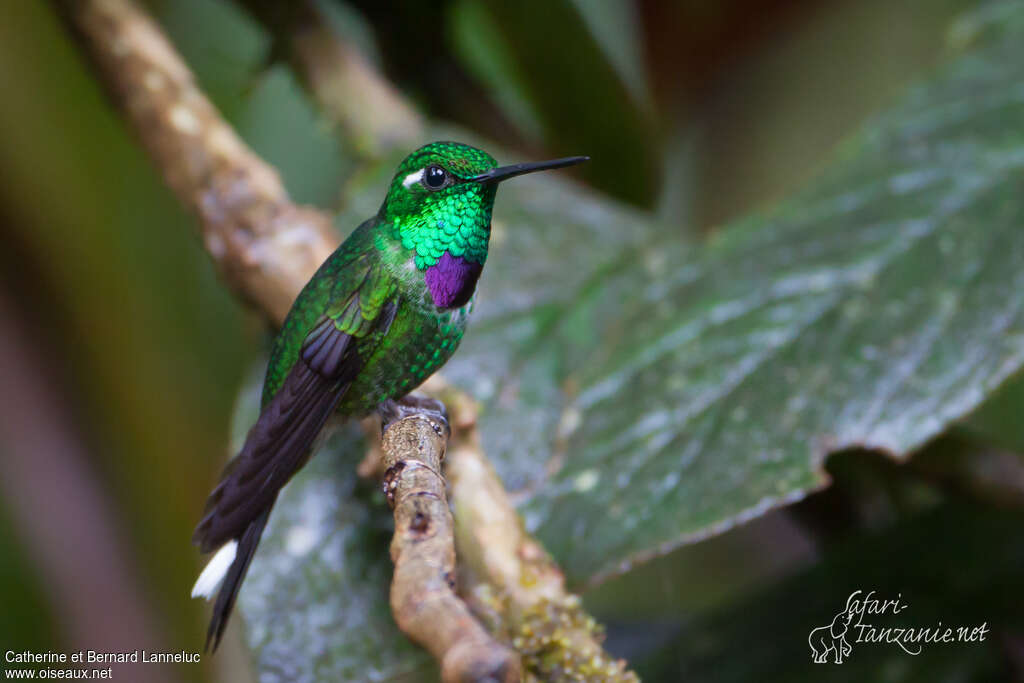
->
[191, 506, 273, 652]
[189, 299, 370, 651]
[189, 355, 355, 651]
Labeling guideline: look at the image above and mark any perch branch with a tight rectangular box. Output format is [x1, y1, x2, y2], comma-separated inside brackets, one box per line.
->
[380, 403, 521, 683]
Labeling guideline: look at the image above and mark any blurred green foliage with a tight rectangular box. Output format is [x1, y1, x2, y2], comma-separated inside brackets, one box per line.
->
[0, 497, 53, 650]
[2, 1, 1023, 682]
[0, 2, 251, 676]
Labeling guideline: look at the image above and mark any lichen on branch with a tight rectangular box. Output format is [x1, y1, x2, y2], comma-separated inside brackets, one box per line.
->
[434, 382, 639, 683]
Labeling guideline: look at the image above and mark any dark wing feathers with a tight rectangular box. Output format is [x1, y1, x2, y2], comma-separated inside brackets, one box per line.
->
[193, 262, 397, 553]
[192, 361, 348, 552]
[301, 316, 354, 378]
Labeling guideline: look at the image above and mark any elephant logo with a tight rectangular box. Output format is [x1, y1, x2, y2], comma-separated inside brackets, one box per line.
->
[808, 590, 860, 664]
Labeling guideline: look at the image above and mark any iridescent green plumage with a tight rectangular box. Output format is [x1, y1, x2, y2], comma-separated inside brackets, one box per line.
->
[385, 143, 498, 268]
[191, 141, 588, 651]
[262, 142, 497, 404]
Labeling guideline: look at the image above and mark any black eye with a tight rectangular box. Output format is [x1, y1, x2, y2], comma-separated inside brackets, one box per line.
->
[423, 165, 449, 190]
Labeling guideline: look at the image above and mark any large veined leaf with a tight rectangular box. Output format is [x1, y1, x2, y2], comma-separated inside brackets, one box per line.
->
[224, 0, 1024, 677]
[478, 0, 1024, 583]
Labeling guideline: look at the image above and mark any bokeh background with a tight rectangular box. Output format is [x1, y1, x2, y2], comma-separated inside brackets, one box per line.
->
[2, 0, 1023, 681]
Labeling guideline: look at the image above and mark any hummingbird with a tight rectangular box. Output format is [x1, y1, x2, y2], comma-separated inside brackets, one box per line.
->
[190, 141, 588, 650]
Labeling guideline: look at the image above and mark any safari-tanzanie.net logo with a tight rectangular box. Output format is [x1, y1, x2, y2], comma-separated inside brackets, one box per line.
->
[808, 590, 988, 664]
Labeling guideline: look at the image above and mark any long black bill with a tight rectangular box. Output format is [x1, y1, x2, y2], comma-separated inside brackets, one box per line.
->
[471, 155, 589, 184]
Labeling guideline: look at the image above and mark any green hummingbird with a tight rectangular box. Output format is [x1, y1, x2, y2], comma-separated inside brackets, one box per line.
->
[190, 141, 588, 650]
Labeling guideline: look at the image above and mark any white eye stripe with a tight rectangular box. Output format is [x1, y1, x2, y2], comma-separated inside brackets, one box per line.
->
[402, 169, 424, 188]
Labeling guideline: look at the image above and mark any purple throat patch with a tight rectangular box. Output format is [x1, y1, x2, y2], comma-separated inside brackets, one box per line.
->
[425, 251, 483, 309]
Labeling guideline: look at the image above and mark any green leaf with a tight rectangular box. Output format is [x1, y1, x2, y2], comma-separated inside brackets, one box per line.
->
[448, 1, 546, 143]
[450, 0, 660, 205]
[962, 372, 1024, 451]
[454, 0, 1024, 584]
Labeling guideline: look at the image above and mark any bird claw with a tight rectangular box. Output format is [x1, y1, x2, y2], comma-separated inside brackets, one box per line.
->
[379, 394, 450, 437]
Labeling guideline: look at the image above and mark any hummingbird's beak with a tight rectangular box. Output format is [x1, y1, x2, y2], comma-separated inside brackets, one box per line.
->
[470, 156, 589, 184]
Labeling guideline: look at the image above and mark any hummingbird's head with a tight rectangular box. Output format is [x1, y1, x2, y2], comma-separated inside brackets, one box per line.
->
[381, 141, 588, 271]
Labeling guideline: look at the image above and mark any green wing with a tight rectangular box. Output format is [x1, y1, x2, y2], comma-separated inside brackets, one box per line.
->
[303, 257, 397, 377]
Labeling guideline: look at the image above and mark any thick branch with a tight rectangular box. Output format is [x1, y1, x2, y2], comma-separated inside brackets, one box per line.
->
[380, 408, 520, 683]
[56, 0, 337, 323]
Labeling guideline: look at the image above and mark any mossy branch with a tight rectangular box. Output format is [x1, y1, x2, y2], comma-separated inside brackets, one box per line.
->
[430, 380, 639, 682]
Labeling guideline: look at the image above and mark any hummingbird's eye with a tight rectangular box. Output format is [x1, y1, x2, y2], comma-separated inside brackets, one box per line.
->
[423, 165, 450, 190]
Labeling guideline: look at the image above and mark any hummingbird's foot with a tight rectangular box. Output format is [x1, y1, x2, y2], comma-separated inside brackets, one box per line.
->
[378, 394, 450, 437]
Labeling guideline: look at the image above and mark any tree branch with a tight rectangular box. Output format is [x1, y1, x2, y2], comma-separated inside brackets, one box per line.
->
[380, 403, 521, 683]
[55, 0, 336, 324]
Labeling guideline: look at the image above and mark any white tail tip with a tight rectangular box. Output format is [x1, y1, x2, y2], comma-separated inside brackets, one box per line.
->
[191, 540, 238, 600]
